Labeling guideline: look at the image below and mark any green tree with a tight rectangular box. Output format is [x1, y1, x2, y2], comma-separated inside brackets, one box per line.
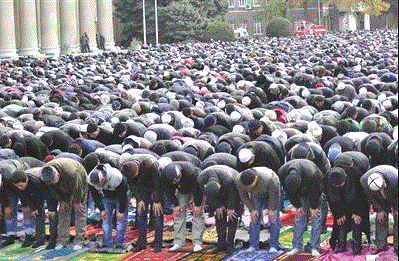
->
[328, 0, 390, 15]
[255, 0, 301, 22]
[204, 20, 235, 42]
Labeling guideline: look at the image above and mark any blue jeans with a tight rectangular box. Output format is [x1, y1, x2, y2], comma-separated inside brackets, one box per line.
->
[292, 197, 322, 251]
[5, 196, 35, 236]
[102, 197, 129, 247]
[249, 195, 281, 249]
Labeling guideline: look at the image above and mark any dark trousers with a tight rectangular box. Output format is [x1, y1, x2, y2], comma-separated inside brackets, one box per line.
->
[36, 202, 58, 244]
[376, 208, 398, 252]
[136, 189, 163, 249]
[215, 208, 240, 249]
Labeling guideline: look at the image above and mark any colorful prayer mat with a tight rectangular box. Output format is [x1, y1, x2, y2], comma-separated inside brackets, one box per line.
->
[221, 250, 283, 261]
[319, 243, 398, 261]
[70, 251, 131, 261]
[273, 251, 321, 261]
[120, 247, 189, 261]
[279, 226, 332, 249]
[0, 242, 36, 261]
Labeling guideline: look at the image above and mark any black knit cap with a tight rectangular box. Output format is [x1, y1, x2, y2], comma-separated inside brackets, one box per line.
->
[87, 123, 98, 134]
[113, 122, 127, 136]
[241, 169, 256, 186]
[248, 120, 261, 133]
[10, 170, 28, 184]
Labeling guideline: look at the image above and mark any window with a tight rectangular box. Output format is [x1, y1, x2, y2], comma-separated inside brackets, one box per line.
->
[241, 19, 248, 30]
[230, 22, 235, 30]
[239, 0, 248, 7]
[255, 22, 262, 34]
[229, 0, 235, 7]
[253, 0, 261, 7]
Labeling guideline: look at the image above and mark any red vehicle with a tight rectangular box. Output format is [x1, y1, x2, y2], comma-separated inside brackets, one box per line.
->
[294, 21, 326, 35]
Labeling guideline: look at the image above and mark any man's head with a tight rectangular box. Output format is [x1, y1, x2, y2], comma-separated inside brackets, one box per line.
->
[240, 169, 257, 188]
[87, 123, 100, 139]
[215, 141, 232, 154]
[113, 122, 127, 138]
[68, 143, 83, 157]
[40, 166, 60, 185]
[40, 134, 53, 147]
[367, 173, 386, 191]
[0, 134, 12, 148]
[162, 164, 182, 185]
[248, 120, 263, 138]
[89, 165, 107, 188]
[120, 160, 140, 180]
[365, 138, 382, 156]
[238, 148, 255, 165]
[11, 170, 28, 191]
[290, 143, 311, 159]
[144, 130, 157, 143]
[204, 179, 221, 198]
[328, 167, 347, 187]
[183, 145, 198, 156]
[314, 95, 325, 108]
[328, 143, 342, 162]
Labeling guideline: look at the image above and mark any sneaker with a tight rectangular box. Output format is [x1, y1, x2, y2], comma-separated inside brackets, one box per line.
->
[193, 244, 203, 252]
[22, 235, 35, 248]
[73, 244, 83, 251]
[54, 244, 65, 251]
[114, 245, 127, 254]
[311, 249, 320, 257]
[153, 245, 162, 253]
[0, 236, 16, 247]
[169, 244, 182, 252]
[246, 246, 256, 252]
[287, 248, 300, 256]
[269, 247, 278, 253]
[132, 245, 146, 252]
[46, 241, 57, 250]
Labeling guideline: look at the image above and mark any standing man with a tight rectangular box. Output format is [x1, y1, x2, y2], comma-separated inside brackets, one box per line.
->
[88, 164, 130, 252]
[278, 159, 324, 257]
[162, 162, 204, 252]
[40, 158, 88, 251]
[120, 154, 163, 252]
[360, 165, 398, 255]
[235, 167, 281, 253]
[198, 165, 242, 253]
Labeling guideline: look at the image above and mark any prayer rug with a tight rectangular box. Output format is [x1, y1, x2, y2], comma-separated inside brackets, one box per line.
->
[273, 251, 321, 261]
[221, 249, 283, 261]
[70, 251, 131, 261]
[279, 226, 332, 249]
[178, 248, 230, 261]
[319, 243, 398, 261]
[120, 247, 189, 261]
[0, 242, 35, 261]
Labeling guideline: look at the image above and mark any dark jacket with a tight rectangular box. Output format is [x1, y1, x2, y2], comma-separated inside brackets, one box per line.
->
[93, 127, 116, 146]
[198, 165, 241, 210]
[323, 136, 356, 154]
[360, 133, 392, 167]
[361, 165, 398, 212]
[16, 168, 48, 212]
[13, 136, 49, 160]
[162, 162, 203, 207]
[387, 139, 398, 168]
[162, 151, 202, 167]
[201, 153, 237, 170]
[40, 130, 73, 152]
[237, 141, 282, 173]
[278, 159, 324, 209]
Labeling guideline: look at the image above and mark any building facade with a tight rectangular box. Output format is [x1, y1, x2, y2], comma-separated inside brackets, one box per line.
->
[0, 0, 115, 59]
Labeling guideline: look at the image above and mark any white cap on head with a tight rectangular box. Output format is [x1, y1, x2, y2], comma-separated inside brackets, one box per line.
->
[217, 100, 226, 109]
[393, 127, 398, 140]
[232, 125, 245, 134]
[272, 130, 288, 144]
[230, 111, 241, 122]
[144, 130, 157, 143]
[367, 173, 385, 191]
[333, 101, 345, 112]
[110, 117, 119, 125]
[161, 113, 173, 124]
[302, 89, 310, 98]
[196, 101, 205, 109]
[122, 144, 134, 153]
[158, 157, 173, 169]
[383, 100, 392, 109]
[264, 110, 277, 121]
[0, 173, 2, 189]
[336, 82, 346, 91]
[242, 96, 251, 106]
[359, 87, 368, 94]
[238, 148, 253, 163]
[307, 121, 322, 137]
[378, 93, 387, 102]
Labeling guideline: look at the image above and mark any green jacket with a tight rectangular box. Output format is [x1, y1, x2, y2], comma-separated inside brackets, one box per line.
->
[46, 158, 88, 204]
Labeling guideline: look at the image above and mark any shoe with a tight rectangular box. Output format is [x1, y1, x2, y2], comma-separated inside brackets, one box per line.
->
[193, 244, 202, 252]
[287, 248, 300, 256]
[311, 249, 321, 257]
[32, 239, 45, 248]
[114, 245, 128, 254]
[22, 235, 35, 248]
[0, 236, 16, 247]
[169, 244, 182, 252]
[246, 246, 256, 252]
[215, 245, 226, 253]
[54, 244, 65, 251]
[269, 247, 278, 253]
[46, 241, 57, 250]
[132, 245, 146, 252]
[226, 246, 237, 255]
[371, 249, 386, 255]
[73, 244, 83, 251]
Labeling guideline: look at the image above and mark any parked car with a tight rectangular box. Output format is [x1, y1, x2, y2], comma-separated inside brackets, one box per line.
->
[294, 21, 326, 35]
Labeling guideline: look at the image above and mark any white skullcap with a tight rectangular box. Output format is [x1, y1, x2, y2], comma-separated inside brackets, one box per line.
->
[368, 173, 385, 191]
[269, 83, 279, 90]
[144, 130, 157, 143]
[333, 101, 345, 112]
[272, 130, 288, 144]
[161, 113, 173, 124]
[0, 174, 2, 189]
[359, 87, 368, 94]
[378, 93, 387, 102]
[100, 94, 110, 105]
[336, 82, 346, 91]
[158, 157, 173, 170]
[238, 148, 253, 163]
[302, 89, 310, 98]
[242, 96, 251, 106]
[232, 125, 245, 134]
[307, 121, 322, 137]
[217, 100, 226, 109]
[110, 117, 119, 125]
[181, 118, 194, 128]
[264, 110, 277, 121]
[230, 111, 241, 122]
[290, 84, 300, 94]
[196, 101, 205, 109]
[383, 100, 392, 109]
[122, 144, 134, 153]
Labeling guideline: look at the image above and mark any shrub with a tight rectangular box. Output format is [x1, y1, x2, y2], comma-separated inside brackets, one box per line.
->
[204, 20, 235, 42]
[265, 17, 293, 38]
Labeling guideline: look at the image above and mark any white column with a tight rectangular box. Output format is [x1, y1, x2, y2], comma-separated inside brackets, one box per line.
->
[59, 0, 79, 53]
[18, 0, 40, 56]
[40, 0, 60, 55]
[97, 0, 115, 50]
[0, 0, 17, 58]
[79, 0, 98, 52]
[364, 14, 370, 30]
